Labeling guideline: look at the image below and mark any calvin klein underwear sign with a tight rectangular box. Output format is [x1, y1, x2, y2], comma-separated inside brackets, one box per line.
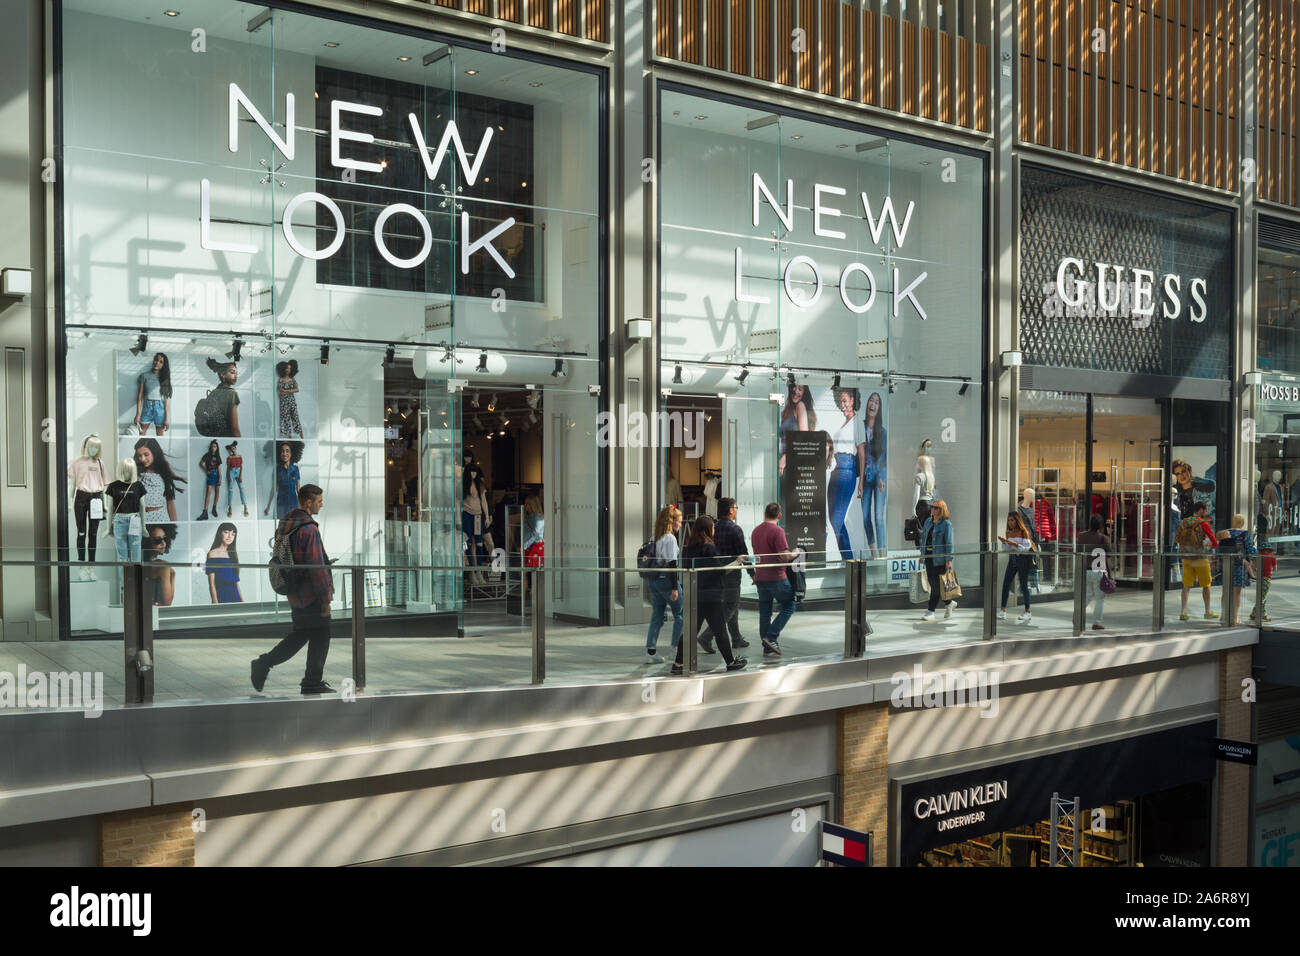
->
[897, 720, 1216, 860]
[199, 83, 515, 277]
[1053, 259, 1208, 327]
[734, 174, 928, 319]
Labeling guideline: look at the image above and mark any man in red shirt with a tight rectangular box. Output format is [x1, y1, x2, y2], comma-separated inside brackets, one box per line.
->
[751, 502, 798, 657]
[251, 484, 336, 695]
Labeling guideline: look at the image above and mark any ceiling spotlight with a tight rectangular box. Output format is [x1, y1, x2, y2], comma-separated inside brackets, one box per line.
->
[916, 380, 926, 393]
[888, 380, 895, 394]
[384, 345, 396, 368]
[488, 393, 498, 411]
[694, 115, 708, 121]
[786, 372, 795, 387]
[673, 365, 683, 384]
[735, 368, 749, 384]
[324, 41, 340, 48]
[958, 381, 969, 396]
[552, 358, 566, 378]
[320, 343, 329, 365]
[498, 429, 505, 436]
[397, 56, 411, 62]
[470, 392, 480, 408]
[226, 337, 243, 361]
[529, 81, 543, 88]
[130, 333, 148, 356]
[474, 352, 489, 373]
[164, 9, 181, 16]
[465, 69, 479, 76]
[832, 373, 841, 389]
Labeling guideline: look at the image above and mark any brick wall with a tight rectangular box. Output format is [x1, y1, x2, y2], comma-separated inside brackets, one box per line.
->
[1215, 647, 1252, 866]
[837, 702, 888, 867]
[99, 805, 195, 867]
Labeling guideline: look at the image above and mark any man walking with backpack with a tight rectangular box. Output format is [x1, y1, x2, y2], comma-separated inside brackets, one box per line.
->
[251, 484, 335, 695]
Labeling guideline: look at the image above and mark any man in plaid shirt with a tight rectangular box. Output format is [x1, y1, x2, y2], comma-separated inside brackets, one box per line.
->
[251, 484, 336, 695]
[698, 497, 751, 652]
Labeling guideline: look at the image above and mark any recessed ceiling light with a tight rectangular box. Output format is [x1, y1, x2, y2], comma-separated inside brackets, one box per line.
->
[837, 143, 849, 148]
[920, 160, 931, 166]
[694, 114, 708, 120]
[521, 181, 527, 187]
[164, 10, 180, 16]
[529, 81, 543, 87]
[465, 69, 479, 75]
[498, 124, 505, 131]
[324, 41, 340, 48]
[397, 56, 411, 62]
[791, 134, 802, 140]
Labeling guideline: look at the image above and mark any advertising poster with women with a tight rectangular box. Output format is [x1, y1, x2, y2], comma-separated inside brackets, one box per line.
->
[778, 381, 887, 561]
[101, 349, 319, 613]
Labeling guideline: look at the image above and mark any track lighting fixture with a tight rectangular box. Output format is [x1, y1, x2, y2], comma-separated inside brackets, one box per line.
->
[552, 359, 566, 378]
[735, 368, 750, 384]
[488, 394, 498, 412]
[130, 334, 148, 356]
[477, 352, 489, 373]
[384, 345, 396, 368]
[832, 373, 841, 389]
[320, 343, 330, 365]
[787, 372, 795, 387]
[958, 381, 969, 396]
[916, 380, 926, 393]
[226, 337, 243, 361]
[673, 365, 683, 384]
[888, 380, 895, 394]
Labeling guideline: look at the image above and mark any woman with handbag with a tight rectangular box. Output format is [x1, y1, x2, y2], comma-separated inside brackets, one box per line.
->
[997, 512, 1037, 625]
[920, 499, 956, 622]
[1077, 514, 1113, 630]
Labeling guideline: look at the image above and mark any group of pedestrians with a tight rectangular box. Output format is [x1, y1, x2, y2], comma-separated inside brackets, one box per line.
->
[643, 499, 800, 673]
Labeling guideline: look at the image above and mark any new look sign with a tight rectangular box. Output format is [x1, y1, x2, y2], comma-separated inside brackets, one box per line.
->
[199, 83, 516, 277]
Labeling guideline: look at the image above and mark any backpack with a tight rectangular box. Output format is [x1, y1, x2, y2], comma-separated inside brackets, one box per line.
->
[1175, 516, 1207, 552]
[194, 389, 224, 436]
[268, 519, 311, 595]
[636, 539, 662, 580]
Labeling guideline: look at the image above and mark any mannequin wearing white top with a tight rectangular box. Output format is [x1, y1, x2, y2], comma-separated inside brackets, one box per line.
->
[913, 439, 937, 510]
[69, 435, 109, 578]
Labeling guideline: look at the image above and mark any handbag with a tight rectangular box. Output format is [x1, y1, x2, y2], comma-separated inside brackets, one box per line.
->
[939, 570, 962, 601]
[1099, 572, 1117, 594]
[909, 568, 930, 604]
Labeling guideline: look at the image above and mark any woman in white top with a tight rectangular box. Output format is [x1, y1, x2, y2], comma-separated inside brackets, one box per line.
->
[825, 388, 866, 560]
[997, 511, 1038, 624]
[462, 464, 491, 586]
[644, 505, 684, 663]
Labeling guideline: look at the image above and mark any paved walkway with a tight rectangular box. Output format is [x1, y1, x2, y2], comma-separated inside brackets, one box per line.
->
[0, 571, 1277, 713]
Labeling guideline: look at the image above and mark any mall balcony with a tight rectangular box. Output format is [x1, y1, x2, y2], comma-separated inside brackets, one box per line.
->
[0, 546, 1258, 866]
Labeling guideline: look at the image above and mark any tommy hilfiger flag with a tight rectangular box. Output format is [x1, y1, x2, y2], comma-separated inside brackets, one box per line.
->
[820, 821, 870, 866]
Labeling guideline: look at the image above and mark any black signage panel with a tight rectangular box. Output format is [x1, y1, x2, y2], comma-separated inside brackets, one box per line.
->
[898, 721, 1217, 860]
[782, 431, 828, 553]
[1212, 738, 1258, 765]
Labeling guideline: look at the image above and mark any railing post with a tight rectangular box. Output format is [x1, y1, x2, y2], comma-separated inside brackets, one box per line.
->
[1152, 552, 1166, 632]
[844, 559, 867, 658]
[983, 549, 997, 639]
[1221, 560, 1235, 628]
[530, 566, 546, 684]
[1072, 551, 1085, 637]
[682, 567, 698, 676]
[350, 565, 366, 692]
[122, 563, 154, 705]
[1254, 565, 1265, 628]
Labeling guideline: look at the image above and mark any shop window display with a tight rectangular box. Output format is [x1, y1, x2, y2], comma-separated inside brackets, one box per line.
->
[59, 1, 604, 636]
[657, 88, 985, 596]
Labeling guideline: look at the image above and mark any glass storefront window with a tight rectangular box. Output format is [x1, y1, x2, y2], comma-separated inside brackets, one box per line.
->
[1259, 247, 1300, 373]
[656, 87, 986, 597]
[58, 1, 604, 636]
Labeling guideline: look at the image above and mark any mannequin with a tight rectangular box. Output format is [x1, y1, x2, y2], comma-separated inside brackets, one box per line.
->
[462, 456, 491, 587]
[68, 435, 109, 579]
[1271, 469, 1285, 535]
[913, 439, 937, 523]
[106, 457, 145, 605]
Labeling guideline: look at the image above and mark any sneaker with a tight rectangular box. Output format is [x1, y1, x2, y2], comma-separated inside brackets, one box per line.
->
[669, 663, 683, 675]
[645, 652, 665, 664]
[300, 681, 334, 696]
[1017, 612, 1032, 624]
[945, 600, 957, 619]
[996, 609, 1006, 620]
[921, 612, 935, 622]
[726, 658, 748, 671]
[250, 657, 269, 692]
[1091, 624, 1105, 630]
[732, 637, 751, 648]
[698, 636, 717, 655]
[1179, 611, 1191, 621]
[761, 637, 782, 656]
[1204, 609, 1220, 620]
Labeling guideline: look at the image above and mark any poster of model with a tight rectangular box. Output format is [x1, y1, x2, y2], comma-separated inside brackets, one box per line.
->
[778, 380, 888, 561]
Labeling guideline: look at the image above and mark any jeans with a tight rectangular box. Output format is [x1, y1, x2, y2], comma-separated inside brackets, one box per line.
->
[112, 513, 141, 600]
[756, 577, 796, 643]
[226, 467, 246, 508]
[828, 453, 858, 560]
[74, 489, 102, 561]
[862, 460, 886, 549]
[1000, 555, 1031, 610]
[140, 399, 166, 427]
[259, 602, 332, 687]
[646, 576, 683, 653]
[1085, 569, 1106, 625]
[677, 598, 735, 666]
[926, 560, 946, 612]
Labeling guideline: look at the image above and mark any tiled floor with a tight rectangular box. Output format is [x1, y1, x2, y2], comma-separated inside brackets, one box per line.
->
[0, 569, 1275, 712]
